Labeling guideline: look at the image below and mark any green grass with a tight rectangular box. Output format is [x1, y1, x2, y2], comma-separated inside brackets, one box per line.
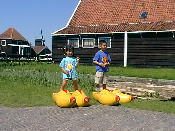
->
[79, 65, 175, 80]
[0, 62, 175, 114]
[108, 66, 175, 80]
[0, 66, 97, 107]
[121, 99, 175, 114]
[0, 79, 58, 107]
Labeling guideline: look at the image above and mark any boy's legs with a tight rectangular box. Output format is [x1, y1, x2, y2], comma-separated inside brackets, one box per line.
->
[95, 72, 104, 92]
[102, 72, 107, 89]
[73, 80, 78, 90]
[102, 84, 106, 89]
[96, 84, 101, 92]
[61, 79, 68, 90]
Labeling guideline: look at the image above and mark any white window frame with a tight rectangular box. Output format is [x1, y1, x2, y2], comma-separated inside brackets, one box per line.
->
[82, 38, 95, 48]
[1, 40, 6, 46]
[98, 37, 111, 48]
[68, 38, 79, 48]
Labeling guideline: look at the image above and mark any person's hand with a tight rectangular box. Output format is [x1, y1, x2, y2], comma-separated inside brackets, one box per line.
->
[100, 63, 106, 68]
[64, 70, 69, 75]
[65, 71, 69, 75]
[105, 62, 110, 67]
[100, 62, 110, 68]
[76, 57, 80, 62]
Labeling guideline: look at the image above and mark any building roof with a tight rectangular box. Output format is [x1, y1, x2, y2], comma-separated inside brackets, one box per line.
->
[54, 0, 175, 35]
[33, 46, 46, 54]
[0, 27, 27, 41]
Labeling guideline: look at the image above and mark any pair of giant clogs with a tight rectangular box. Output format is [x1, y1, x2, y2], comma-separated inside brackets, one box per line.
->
[52, 89, 90, 108]
[92, 89, 133, 105]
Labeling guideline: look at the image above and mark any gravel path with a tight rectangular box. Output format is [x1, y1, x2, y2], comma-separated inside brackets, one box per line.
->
[1, 105, 175, 131]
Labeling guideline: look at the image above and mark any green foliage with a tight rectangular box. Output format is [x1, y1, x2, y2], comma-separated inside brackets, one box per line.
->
[1, 62, 175, 80]
[0, 69, 61, 86]
[0, 61, 59, 72]
[77, 65, 96, 75]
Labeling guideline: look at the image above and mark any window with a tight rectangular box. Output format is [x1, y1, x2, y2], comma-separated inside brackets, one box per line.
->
[98, 37, 111, 48]
[82, 38, 95, 48]
[140, 12, 148, 19]
[1, 40, 6, 46]
[68, 38, 79, 48]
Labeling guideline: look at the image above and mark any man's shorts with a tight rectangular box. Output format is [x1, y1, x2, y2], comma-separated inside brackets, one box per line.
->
[95, 72, 108, 84]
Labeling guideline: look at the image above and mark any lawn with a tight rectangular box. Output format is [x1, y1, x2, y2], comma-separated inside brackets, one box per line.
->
[0, 62, 175, 114]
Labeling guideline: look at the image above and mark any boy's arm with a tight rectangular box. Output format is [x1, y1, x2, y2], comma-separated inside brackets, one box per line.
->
[93, 60, 106, 68]
[93, 60, 100, 66]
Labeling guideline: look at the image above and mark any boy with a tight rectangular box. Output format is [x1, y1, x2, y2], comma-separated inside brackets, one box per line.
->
[93, 40, 111, 92]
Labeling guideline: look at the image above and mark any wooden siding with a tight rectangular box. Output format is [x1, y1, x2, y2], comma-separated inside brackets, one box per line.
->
[52, 34, 124, 65]
[52, 33, 175, 67]
[0, 39, 36, 58]
[127, 38, 175, 67]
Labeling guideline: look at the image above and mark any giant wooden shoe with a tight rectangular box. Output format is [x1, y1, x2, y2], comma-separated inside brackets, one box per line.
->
[52, 90, 76, 108]
[71, 89, 90, 107]
[112, 89, 133, 103]
[92, 89, 120, 105]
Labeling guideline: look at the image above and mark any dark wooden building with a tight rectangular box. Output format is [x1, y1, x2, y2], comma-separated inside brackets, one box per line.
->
[33, 37, 52, 61]
[52, 0, 175, 67]
[0, 27, 36, 59]
[33, 45, 52, 61]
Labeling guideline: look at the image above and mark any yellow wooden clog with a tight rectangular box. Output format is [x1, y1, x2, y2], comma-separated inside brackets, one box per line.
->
[52, 90, 76, 108]
[92, 89, 120, 105]
[71, 89, 90, 107]
[112, 89, 133, 103]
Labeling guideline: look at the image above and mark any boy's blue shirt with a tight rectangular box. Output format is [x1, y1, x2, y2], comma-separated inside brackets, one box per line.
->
[93, 50, 111, 72]
[59, 57, 77, 79]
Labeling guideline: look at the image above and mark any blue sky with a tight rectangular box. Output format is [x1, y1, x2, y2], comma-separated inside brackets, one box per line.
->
[0, 0, 80, 50]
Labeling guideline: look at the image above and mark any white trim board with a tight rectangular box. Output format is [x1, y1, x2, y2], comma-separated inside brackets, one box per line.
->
[52, 30, 175, 36]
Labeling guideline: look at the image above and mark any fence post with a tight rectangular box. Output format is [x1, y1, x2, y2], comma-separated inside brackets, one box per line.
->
[124, 31, 128, 67]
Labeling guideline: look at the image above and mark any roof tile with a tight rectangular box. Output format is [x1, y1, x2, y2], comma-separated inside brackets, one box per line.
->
[54, 0, 175, 34]
[33, 46, 46, 54]
[0, 27, 27, 40]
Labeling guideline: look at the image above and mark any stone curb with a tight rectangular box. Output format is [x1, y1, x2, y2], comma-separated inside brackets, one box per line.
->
[108, 76, 175, 87]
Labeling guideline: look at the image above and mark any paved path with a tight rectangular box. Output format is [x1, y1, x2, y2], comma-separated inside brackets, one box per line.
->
[1, 105, 175, 131]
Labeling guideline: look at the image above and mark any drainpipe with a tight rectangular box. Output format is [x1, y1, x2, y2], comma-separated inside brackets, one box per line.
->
[19, 46, 21, 55]
[124, 31, 128, 67]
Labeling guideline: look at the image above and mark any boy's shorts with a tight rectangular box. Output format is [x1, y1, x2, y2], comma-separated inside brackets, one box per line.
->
[95, 72, 108, 84]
